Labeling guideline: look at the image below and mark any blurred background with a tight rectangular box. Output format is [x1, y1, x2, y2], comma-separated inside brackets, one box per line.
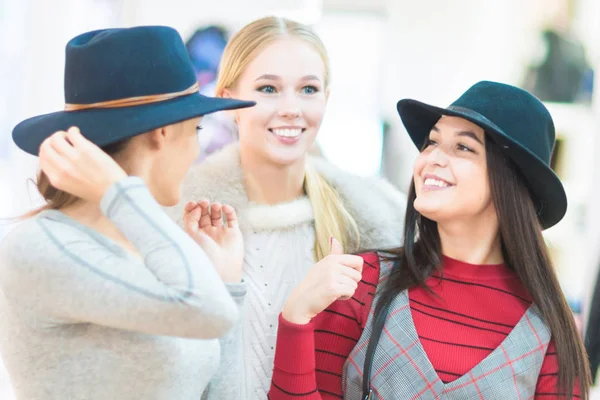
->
[1, 0, 599, 397]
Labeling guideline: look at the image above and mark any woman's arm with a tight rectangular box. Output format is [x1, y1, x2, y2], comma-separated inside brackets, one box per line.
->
[0, 177, 239, 339]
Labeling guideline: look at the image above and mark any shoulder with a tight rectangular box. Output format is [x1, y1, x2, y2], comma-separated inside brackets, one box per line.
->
[0, 216, 59, 291]
[0, 214, 95, 291]
[0, 217, 52, 264]
[353, 251, 398, 328]
[358, 251, 397, 288]
[360, 251, 380, 265]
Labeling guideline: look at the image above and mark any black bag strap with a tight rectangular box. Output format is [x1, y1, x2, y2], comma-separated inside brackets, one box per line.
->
[361, 298, 391, 399]
[361, 260, 398, 400]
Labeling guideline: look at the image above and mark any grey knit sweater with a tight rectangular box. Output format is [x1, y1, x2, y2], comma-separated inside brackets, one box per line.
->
[0, 177, 245, 400]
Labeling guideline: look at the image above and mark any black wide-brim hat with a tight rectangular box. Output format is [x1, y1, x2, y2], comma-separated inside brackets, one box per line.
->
[13, 26, 255, 156]
[397, 81, 566, 230]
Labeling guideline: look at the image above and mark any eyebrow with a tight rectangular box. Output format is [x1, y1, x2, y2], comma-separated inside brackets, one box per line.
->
[457, 131, 484, 145]
[255, 74, 321, 82]
[431, 126, 484, 145]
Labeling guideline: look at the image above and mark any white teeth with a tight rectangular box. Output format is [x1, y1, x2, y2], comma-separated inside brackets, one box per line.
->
[272, 128, 302, 138]
[424, 178, 450, 187]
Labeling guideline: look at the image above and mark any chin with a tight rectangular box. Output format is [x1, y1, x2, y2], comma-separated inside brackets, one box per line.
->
[413, 199, 445, 222]
[156, 191, 180, 207]
[267, 148, 307, 166]
[414, 208, 438, 222]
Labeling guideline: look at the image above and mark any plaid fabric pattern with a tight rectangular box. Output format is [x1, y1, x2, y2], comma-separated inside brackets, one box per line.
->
[343, 265, 551, 400]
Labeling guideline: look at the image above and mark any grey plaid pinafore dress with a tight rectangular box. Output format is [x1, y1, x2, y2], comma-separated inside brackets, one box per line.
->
[343, 260, 552, 399]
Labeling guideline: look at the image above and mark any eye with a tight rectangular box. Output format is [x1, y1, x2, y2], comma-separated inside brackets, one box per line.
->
[457, 144, 474, 152]
[257, 85, 276, 94]
[302, 85, 319, 94]
[421, 138, 437, 151]
[196, 126, 203, 134]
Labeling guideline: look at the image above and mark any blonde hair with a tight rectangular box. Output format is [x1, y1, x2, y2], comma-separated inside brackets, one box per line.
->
[216, 16, 360, 259]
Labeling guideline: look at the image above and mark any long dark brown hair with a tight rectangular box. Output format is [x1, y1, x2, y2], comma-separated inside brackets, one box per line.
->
[17, 138, 131, 219]
[374, 136, 591, 398]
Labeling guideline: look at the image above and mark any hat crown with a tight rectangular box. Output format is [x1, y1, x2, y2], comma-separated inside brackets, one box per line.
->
[64, 26, 196, 104]
[450, 81, 555, 164]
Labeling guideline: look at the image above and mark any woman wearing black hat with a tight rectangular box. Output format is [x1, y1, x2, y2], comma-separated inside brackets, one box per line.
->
[269, 81, 591, 399]
[0, 26, 255, 399]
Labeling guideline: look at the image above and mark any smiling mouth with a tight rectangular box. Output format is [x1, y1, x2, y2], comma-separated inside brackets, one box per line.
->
[424, 177, 450, 187]
[422, 177, 454, 190]
[269, 128, 305, 138]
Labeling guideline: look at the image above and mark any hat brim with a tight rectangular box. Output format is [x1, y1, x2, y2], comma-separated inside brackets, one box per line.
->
[396, 99, 567, 230]
[13, 92, 255, 156]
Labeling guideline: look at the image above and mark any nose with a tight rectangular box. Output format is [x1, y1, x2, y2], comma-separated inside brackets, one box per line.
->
[426, 146, 449, 168]
[277, 91, 301, 119]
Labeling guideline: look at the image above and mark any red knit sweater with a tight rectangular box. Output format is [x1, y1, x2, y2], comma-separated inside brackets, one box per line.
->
[268, 253, 579, 399]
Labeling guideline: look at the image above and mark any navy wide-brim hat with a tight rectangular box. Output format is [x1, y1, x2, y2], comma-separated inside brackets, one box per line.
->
[13, 26, 255, 156]
[397, 81, 566, 230]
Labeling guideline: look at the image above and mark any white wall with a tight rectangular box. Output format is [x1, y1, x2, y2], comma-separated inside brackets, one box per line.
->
[315, 12, 386, 177]
[120, 0, 323, 37]
[1, 0, 125, 240]
[378, 0, 544, 191]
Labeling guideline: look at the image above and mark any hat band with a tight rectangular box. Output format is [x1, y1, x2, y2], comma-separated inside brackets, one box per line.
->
[64, 82, 200, 111]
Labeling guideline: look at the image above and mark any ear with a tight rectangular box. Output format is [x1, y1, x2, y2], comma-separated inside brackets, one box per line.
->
[325, 87, 331, 103]
[220, 88, 240, 122]
[147, 127, 168, 150]
[221, 88, 234, 99]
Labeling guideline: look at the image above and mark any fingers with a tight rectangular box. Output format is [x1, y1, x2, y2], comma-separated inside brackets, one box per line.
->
[183, 202, 201, 234]
[39, 136, 67, 182]
[329, 237, 344, 255]
[64, 126, 90, 149]
[335, 275, 359, 300]
[184, 201, 198, 212]
[198, 200, 212, 229]
[187, 200, 239, 230]
[327, 254, 364, 273]
[338, 264, 362, 283]
[210, 203, 223, 227]
[222, 204, 239, 228]
[48, 131, 79, 160]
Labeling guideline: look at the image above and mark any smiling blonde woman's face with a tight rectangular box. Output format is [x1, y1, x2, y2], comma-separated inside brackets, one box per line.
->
[225, 38, 328, 167]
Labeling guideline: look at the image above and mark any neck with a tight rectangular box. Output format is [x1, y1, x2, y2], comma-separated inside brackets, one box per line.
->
[437, 215, 503, 265]
[240, 150, 306, 204]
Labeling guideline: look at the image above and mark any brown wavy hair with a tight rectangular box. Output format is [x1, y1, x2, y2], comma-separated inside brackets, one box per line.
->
[18, 138, 131, 219]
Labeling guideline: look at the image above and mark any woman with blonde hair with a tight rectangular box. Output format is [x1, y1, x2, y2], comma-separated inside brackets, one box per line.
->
[169, 16, 406, 398]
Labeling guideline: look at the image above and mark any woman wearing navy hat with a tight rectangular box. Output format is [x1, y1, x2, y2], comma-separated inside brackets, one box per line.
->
[269, 81, 591, 399]
[0, 26, 255, 399]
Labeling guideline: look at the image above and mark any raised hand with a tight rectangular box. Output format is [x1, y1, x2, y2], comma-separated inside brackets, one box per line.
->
[183, 200, 244, 283]
[282, 238, 363, 325]
[38, 127, 127, 203]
